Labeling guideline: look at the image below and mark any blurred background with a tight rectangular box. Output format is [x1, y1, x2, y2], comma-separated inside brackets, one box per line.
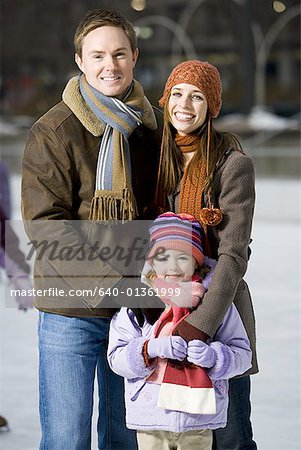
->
[0, 1, 300, 449]
[0, 0, 300, 176]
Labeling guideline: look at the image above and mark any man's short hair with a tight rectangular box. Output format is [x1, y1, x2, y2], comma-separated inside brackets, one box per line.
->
[74, 9, 137, 57]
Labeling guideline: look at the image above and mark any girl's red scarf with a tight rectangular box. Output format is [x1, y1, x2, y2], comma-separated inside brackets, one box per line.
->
[150, 275, 216, 414]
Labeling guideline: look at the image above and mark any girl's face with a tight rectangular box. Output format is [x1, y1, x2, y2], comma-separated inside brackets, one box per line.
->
[168, 83, 208, 135]
[152, 249, 197, 282]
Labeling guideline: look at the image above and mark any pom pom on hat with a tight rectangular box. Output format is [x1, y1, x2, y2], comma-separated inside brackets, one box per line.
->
[148, 212, 205, 267]
[159, 60, 222, 118]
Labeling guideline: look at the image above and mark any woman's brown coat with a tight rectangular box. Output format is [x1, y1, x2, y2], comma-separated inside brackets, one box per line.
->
[170, 149, 258, 375]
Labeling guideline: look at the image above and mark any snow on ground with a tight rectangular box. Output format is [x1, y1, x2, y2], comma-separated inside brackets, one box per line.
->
[0, 177, 300, 449]
[245, 179, 301, 450]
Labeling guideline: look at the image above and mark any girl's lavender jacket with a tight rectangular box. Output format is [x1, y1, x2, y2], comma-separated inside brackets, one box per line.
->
[107, 305, 252, 432]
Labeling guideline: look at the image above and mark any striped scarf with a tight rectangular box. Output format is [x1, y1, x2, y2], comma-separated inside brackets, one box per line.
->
[79, 75, 143, 221]
[147, 274, 216, 414]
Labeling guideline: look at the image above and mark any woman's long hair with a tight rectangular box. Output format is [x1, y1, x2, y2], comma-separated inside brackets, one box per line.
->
[158, 104, 244, 196]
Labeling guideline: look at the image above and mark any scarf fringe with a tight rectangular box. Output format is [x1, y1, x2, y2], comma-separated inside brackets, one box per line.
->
[89, 188, 138, 221]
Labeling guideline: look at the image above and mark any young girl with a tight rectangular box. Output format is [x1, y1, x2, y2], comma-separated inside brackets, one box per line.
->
[108, 212, 252, 450]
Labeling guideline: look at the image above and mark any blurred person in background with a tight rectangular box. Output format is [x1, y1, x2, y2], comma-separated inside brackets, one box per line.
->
[21, 8, 162, 450]
[152, 60, 258, 450]
[0, 162, 32, 431]
[0, 161, 32, 309]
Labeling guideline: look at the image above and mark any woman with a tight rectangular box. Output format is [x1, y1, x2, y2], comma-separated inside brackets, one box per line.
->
[155, 60, 258, 449]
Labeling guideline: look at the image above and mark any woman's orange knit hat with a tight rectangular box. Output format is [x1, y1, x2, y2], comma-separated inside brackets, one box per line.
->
[159, 60, 222, 118]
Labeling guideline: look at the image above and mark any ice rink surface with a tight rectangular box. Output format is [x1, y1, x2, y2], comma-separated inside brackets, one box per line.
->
[0, 177, 300, 449]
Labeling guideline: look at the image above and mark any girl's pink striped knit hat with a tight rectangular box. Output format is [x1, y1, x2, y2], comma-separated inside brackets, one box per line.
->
[147, 212, 205, 267]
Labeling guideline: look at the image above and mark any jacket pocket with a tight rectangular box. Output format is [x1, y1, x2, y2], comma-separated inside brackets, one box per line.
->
[126, 379, 146, 401]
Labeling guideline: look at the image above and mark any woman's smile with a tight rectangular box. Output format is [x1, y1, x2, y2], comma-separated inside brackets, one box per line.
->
[168, 83, 208, 135]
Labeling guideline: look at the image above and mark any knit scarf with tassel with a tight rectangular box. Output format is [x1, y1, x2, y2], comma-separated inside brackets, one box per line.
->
[147, 274, 216, 415]
[176, 133, 207, 221]
[79, 75, 143, 221]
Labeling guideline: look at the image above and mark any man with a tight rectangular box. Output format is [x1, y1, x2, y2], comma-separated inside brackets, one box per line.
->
[22, 9, 162, 450]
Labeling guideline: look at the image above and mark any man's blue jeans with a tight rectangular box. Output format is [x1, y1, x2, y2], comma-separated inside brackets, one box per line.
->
[38, 312, 137, 450]
[213, 376, 257, 450]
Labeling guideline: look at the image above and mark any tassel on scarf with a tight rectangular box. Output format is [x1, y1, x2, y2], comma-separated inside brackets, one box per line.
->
[89, 188, 138, 221]
[78, 75, 153, 223]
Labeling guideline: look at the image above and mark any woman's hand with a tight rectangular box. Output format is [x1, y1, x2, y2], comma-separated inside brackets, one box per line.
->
[171, 281, 206, 307]
[152, 278, 205, 307]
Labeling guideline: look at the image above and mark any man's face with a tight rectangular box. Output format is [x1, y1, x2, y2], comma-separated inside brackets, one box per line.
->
[75, 26, 138, 98]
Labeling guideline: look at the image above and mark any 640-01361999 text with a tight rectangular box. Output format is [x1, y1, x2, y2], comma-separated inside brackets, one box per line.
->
[97, 286, 181, 297]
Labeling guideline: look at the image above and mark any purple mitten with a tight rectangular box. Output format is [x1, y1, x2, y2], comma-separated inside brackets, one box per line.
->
[148, 336, 187, 360]
[187, 339, 216, 368]
[13, 275, 33, 311]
